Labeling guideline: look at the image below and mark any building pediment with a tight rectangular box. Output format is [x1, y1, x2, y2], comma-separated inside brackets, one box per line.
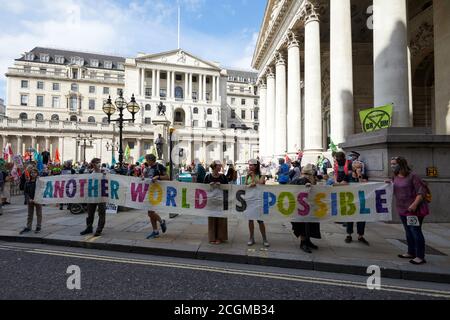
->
[136, 49, 221, 71]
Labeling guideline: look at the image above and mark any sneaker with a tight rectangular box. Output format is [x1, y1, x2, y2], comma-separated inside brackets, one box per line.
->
[20, 228, 31, 234]
[263, 241, 270, 248]
[80, 228, 93, 236]
[358, 237, 370, 246]
[247, 238, 255, 246]
[146, 231, 160, 239]
[35, 227, 41, 234]
[160, 220, 167, 233]
[345, 235, 352, 243]
[94, 230, 102, 237]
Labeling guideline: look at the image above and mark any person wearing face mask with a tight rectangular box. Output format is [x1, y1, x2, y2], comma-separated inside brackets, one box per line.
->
[80, 158, 106, 237]
[388, 157, 430, 265]
[20, 167, 43, 234]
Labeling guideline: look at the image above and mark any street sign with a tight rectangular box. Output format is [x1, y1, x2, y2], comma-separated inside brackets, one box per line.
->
[426, 167, 438, 177]
[359, 104, 393, 133]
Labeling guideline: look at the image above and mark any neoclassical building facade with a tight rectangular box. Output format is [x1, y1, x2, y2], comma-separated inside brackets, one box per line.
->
[1, 47, 260, 165]
[253, 0, 450, 164]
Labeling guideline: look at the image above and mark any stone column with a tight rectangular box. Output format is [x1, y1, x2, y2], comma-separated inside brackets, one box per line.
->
[184, 73, 189, 101]
[31, 136, 36, 149]
[373, 0, 409, 127]
[203, 75, 207, 101]
[156, 70, 160, 99]
[171, 71, 176, 99]
[17, 136, 23, 155]
[330, 0, 354, 145]
[275, 52, 287, 157]
[198, 74, 203, 102]
[287, 31, 302, 154]
[434, 0, 450, 134]
[212, 76, 216, 102]
[266, 68, 276, 158]
[45, 136, 50, 151]
[167, 71, 171, 99]
[140, 68, 145, 97]
[189, 73, 193, 100]
[216, 76, 220, 102]
[152, 69, 156, 98]
[59, 137, 64, 162]
[303, 1, 323, 160]
[136, 139, 142, 158]
[258, 81, 267, 159]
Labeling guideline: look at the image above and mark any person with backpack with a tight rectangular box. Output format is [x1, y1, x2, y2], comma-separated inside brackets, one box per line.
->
[389, 156, 430, 265]
[143, 154, 170, 239]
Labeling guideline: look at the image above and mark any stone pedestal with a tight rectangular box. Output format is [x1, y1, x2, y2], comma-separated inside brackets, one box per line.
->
[152, 116, 171, 163]
[341, 128, 450, 222]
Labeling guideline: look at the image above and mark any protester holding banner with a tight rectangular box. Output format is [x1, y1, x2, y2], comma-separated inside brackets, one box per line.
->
[80, 158, 107, 237]
[291, 164, 321, 253]
[20, 167, 42, 234]
[204, 160, 229, 245]
[246, 159, 270, 247]
[390, 156, 429, 265]
[225, 160, 238, 184]
[277, 158, 290, 185]
[333, 152, 352, 185]
[144, 154, 169, 240]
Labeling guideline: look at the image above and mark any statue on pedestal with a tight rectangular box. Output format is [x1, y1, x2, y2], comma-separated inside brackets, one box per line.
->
[157, 102, 166, 116]
[155, 134, 165, 160]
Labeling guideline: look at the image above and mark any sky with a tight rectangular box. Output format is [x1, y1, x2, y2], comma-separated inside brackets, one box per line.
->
[0, 0, 267, 102]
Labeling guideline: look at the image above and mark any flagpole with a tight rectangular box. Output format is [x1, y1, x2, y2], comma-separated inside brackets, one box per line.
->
[177, 3, 181, 49]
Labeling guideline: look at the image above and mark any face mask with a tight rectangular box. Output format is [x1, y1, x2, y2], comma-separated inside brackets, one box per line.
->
[391, 164, 401, 174]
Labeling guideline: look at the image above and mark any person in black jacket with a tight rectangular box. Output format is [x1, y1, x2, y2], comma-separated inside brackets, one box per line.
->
[20, 167, 43, 234]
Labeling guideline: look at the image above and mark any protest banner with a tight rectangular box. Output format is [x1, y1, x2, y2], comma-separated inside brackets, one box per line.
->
[35, 174, 393, 223]
[359, 104, 393, 132]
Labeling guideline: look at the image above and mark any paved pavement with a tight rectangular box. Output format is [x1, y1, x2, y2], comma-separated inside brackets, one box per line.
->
[1, 195, 450, 284]
[1, 242, 449, 300]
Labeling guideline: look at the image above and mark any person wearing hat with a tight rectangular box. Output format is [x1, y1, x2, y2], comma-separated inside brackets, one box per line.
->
[80, 158, 107, 237]
[246, 159, 270, 247]
[204, 160, 229, 244]
[20, 167, 43, 234]
[290, 163, 321, 253]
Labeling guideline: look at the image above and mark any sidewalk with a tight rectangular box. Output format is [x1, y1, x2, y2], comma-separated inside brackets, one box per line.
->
[1, 196, 450, 284]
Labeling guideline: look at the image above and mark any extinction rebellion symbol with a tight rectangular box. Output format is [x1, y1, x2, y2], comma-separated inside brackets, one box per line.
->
[359, 104, 394, 133]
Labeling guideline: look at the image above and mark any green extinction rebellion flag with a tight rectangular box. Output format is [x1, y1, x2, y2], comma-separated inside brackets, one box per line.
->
[359, 104, 393, 133]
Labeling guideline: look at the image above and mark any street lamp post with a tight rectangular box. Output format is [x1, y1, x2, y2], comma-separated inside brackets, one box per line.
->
[103, 91, 140, 172]
[106, 141, 119, 164]
[169, 127, 175, 180]
[76, 133, 95, 163]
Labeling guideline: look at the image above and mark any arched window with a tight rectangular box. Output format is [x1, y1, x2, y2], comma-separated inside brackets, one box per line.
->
[206, 121, 212, 128]
[193, 107, 198, 114]
[88, 116, 96, 123]
[175, 86, 184, 99]
[19, 113, 28, 120]
[207, 108, 212, 115]
[102, 117, 109, 124]
[145, 104, 151, 111]
[35, 113, 44, 121]
[70, 115, 77, 122]
[51, 114, 59, 121]
[254, 125, 259, 131]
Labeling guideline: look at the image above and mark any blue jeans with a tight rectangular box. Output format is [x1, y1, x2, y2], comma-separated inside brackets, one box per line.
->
[400, 216, 425, 260]
[346, 222, 366, 236]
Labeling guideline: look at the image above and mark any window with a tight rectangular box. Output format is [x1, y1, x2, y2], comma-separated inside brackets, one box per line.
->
[89, 99, 96, 110]
[240, 87, 244, 92]
[229, 85, 234, 92]
[145, 104, 151, 111]
[71, 83, 78, 92]
[20, 95, 28, 106]
[19, 113, 28, 120]
[35, 113, 44, 121]
[72, 69, 78, 79]
[206, 77, 210, 84]
[254, 98, 258, 105]
[144, 117, 152, 124]
[206, 121, 212, 128]
[25, 53, 35, 61]
[160, 89, 166, 98]
[175, 111, 183, 122]
[254, 125, 259, 131]
[192, 92, 198, 101]
[193, 107, 198, 114]
[206, 93, 210, 101]
[144, 143, 151, 150]
[37, 81, 44, 90]
[40, 68, 46, 75]
[231, 98, 235, 105]
[90, 59, 99, 67]
[176, 74, 182, 81]
[21, 80, 28, 88]
[89, 86, 96, 94]
[241, 110, 246, 119]
[51, 114, 59, 121]
[90, 71, 97, 79]
[53, 83, 60, 91]
[128, 142, 135, 149]
[193, 76, 197, 83]
[117, 63, 124, 70]
[88, 116, 96, 123]
[117, 88, 123, 96]
[193, 120, 198, 127]
[36, 96, 44, 107]
[104, 73, 111, 80]
[70, 56, 84, 66]
[52, 96, 60, 108]
[145, 88, 152, 97]
[254, 108, 259, 120]
[118, 74, 124, 81]
[241, 99, 246, 106]
[103, 87, 110, 95]
[24, 66, 31, 73]
[104, 61, 112, 69]
[102, 117, 109, 124]
[207, 108, 212, 115]
[54, 68, 62, 76]
[231, 110, 236, 119]
[175, 87, 183, 99]
[70, 96, 78, 112]
[70, 115, 77, 122]
[160, 72, 167, 80]
[55, 55, 65, 64]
